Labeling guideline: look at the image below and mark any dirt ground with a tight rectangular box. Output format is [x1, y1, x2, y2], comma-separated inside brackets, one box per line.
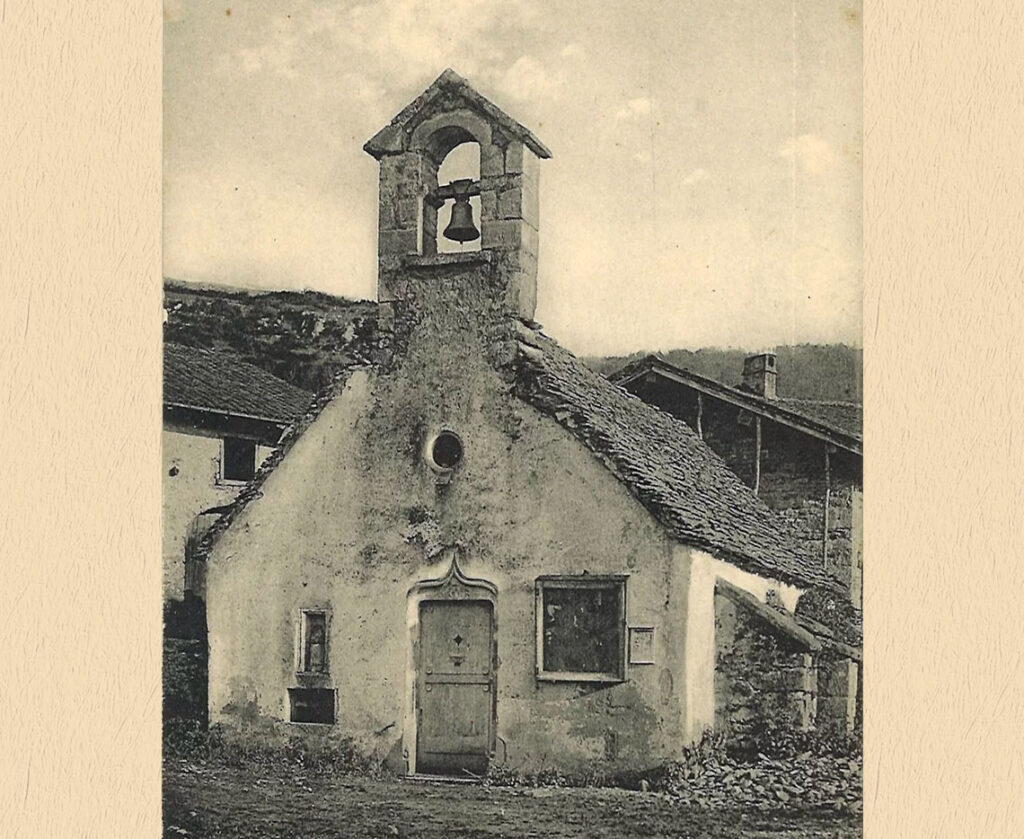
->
[163, 759, 862, 839]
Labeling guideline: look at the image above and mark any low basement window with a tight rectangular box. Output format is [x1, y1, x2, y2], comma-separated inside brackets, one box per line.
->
[288, 688, 336, 724]
[221, 436, 257, 483]
[536, 575, 627, 682]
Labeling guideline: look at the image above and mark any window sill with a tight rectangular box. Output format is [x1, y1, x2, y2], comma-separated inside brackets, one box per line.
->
[286, 720, 335, 727]
[215, 478, 251, 489]
[402, 251, 492, 269]
[537, 672, 625, 684]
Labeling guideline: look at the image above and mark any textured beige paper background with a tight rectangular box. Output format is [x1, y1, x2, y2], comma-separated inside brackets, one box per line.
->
[2, 1, 1022, 836]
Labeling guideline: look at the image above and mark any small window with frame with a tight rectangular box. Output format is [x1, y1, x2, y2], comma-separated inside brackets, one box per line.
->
[297, 610, 329, 675]
[536, 575, 627, 682]
[221, 436, 257, 483]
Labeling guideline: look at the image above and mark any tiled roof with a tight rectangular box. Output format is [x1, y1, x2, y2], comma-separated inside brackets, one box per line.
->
[163, 343, 313, 425]
[191, 326, 833, 590]
[776, 398, 862, 440]
[611, 355, 862, 454]
[513, 324, 834, 589]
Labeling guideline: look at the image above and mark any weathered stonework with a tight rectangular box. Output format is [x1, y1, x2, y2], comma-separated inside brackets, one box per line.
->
[713, 583, 819, 751]
[619, 368, 863, 611]
[366, 69, 550, 322]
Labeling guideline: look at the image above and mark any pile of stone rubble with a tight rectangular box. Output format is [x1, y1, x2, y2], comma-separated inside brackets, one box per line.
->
[659, 751, 862, 813]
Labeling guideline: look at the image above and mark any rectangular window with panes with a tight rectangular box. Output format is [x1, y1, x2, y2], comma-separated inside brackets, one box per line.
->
[535, 575, 627, 682]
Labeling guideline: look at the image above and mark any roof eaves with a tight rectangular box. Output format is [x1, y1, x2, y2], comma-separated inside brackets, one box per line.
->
[163, 400, 296, 426]
[613, 356, 862, 454]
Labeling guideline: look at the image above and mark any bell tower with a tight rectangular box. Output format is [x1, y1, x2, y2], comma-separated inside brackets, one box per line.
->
[364, 69, 551, 320]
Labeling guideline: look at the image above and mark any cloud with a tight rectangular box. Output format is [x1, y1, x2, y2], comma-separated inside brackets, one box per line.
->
[778, 134, 836, 175]
[499, 55, 554, 101]
[560, 43, 585, 59]
[232, 13, 302, 78]
[682, 167, 710, 185]
[616, 97, 653, 120]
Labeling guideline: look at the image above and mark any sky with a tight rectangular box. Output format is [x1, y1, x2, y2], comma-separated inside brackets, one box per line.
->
[163, 0, 862, 356]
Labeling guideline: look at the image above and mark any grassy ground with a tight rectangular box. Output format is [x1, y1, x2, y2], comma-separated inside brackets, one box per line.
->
[163, 758, 862, 838]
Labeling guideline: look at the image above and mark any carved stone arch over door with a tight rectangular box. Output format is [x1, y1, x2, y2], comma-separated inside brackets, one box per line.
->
[409, 551, 497, 775]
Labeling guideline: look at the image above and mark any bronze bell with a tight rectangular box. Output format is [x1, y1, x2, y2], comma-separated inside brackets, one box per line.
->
[443, 195, 480, 243]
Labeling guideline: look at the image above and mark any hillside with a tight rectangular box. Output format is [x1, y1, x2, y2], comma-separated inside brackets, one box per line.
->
[163, 280, 379, 392]
[164, 280, 861, 404]
[586, 345, 862, 403]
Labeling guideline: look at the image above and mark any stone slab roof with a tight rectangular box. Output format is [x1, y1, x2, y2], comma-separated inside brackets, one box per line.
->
[364, 68, 552, 160]
[164, 342, 314, 425]
[611, 355, 862, 455]
[514, 324, 834, 589]
[776, 398, 862, 440]
[192, 323, 834, 590]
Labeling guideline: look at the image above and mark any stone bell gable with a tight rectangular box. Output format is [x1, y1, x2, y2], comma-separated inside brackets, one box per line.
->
[364, 68, 551, 321]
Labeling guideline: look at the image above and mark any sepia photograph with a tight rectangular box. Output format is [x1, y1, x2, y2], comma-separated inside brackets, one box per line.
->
[161, 1, 863, 835]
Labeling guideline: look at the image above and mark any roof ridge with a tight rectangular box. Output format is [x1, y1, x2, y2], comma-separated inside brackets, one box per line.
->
[364, 69, 552, 160]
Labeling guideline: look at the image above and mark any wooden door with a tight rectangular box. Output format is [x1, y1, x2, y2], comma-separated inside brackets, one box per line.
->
[416, 600, 494, 775]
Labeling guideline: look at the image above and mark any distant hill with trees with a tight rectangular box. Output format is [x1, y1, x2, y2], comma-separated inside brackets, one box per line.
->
[165, 280, 861, 404]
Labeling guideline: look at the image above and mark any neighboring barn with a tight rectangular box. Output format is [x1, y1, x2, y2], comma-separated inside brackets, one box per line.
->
[162, 342, 312, 611]
[193, 70, 856, 775]
[611, 353, 863, 611]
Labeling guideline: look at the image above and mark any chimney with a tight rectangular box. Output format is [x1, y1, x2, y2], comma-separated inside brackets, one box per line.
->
[742, 352, 777, 400]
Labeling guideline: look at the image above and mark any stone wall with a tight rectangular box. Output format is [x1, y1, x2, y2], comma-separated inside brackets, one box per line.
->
[164, 638, 208, 725]
[816, 654, 859, 735]
[713, 587, 817, 752]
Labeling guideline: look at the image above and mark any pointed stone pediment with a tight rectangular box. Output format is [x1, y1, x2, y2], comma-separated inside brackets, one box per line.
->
[409, 551, 498, 601]
[364, 68, 551, 161]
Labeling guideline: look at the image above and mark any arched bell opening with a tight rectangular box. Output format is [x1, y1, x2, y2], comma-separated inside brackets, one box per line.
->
[433, 142, 482, 254]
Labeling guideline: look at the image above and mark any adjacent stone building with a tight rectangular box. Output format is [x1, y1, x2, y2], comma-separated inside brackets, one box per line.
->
[611, 354, 863, 610]
[193, 70, 853, 775]
[162, 342, 312, 608]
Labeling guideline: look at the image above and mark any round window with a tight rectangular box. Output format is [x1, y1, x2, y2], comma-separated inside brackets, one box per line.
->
[429, 431, 464, 470]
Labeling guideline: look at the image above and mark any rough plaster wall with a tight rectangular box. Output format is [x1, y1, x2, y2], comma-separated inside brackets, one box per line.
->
[161, 427, 273, 602]
[683, 548, 802, 741]
[206, 268, 697, 771]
